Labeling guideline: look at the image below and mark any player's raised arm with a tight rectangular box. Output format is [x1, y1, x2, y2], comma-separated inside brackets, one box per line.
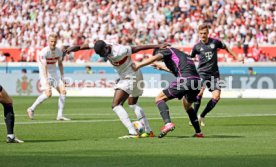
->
[131, 43, 170, 54]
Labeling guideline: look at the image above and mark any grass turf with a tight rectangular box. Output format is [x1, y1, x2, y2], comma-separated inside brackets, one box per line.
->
[0, 97, 275, 167]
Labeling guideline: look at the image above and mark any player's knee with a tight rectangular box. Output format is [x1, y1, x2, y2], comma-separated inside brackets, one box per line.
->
[198, 91, 204, 96]
[112, 101, 121, 109]
[48, 92, 52, 97]
[5, 97, 13, 104]
[112, 104, 122, 110]
[2, 102, 12, 107]
[60, 90, 66, 95]
[46, 93, 52, 98]
[183, 102, 192, 111]
[212, 90, 221, 101]
[213, 96, 220, 101]
[61, 90, 66, 95]
[155, 96, 163, 103]
[1, 95, 13, 104]
[111, 104, 118, 109]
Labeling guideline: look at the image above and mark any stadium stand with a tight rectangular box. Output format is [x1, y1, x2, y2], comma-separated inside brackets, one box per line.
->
[0, 0, 275, 62]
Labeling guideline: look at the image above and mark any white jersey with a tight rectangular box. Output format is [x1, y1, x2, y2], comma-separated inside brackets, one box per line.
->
[37, 46, 63, 78]
[107, 44, 137, 78]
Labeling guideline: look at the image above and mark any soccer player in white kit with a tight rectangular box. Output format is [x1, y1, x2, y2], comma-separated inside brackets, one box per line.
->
[66, 40, 169, 138]
[27, 34, 70, 121]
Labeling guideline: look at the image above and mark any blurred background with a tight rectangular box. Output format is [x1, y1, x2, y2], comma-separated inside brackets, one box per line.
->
[0, 0, 275, 97]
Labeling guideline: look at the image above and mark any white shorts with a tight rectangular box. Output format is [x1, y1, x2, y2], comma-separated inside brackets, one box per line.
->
[114, 70, 144, 97]
[40, 74, 65, 91]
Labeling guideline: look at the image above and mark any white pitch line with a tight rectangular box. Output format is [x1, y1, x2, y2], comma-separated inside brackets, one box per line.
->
[9, 113, 276, 117]
[14, 113, 117, 117]
[0, 114, 275, 125]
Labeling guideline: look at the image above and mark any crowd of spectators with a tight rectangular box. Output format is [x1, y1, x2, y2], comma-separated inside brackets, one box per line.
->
[0, 0, 275, 62]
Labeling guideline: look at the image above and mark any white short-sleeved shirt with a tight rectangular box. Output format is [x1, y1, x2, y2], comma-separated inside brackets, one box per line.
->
[106, 44, 137, 78]
[37, 46, 63, 78]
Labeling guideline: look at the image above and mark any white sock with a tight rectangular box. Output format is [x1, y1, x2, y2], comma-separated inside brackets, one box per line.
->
[113, 105, 137, 135]
[129, 104, 152, 133]
[7, 134, 15, 139]
[57, 94, 66, 117]
[30, 93, 48, 110]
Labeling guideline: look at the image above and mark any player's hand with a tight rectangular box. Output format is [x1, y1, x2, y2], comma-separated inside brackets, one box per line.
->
[235, 54, 244, 64]
[233, 52, 244, 64]
[158, 43, 171, 49]
[62, 46, 70, 54]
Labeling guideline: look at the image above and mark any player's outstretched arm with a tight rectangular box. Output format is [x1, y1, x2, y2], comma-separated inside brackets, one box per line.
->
[132, 54, 163, 71]
[65, 43, 93, 53]
[131, 43, 170, 54]
[225, 46, 244, 63]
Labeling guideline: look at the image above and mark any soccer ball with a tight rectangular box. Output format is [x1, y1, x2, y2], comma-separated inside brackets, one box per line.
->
[132, 120, 145, 134]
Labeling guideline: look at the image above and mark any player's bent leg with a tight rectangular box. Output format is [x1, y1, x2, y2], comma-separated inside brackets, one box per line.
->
[199, 90, 221, 126]
[183, 98, 204, 137]
[155, 92, 171, 124]
[27, 91, 50, 120]
[193, 87, 205, 114]
[212, 90, 221, 101]
[112, 89, 138, 138]
[112, 89, 129, 107]
[155, 92, 175, 138]
[128, 97, 155, 137]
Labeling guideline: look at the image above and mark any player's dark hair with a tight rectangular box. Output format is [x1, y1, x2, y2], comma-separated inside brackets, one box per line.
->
[94, 40, 107, 56]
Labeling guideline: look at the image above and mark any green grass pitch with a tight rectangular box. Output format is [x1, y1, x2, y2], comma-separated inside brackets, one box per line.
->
[0, 97, 275, 167]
